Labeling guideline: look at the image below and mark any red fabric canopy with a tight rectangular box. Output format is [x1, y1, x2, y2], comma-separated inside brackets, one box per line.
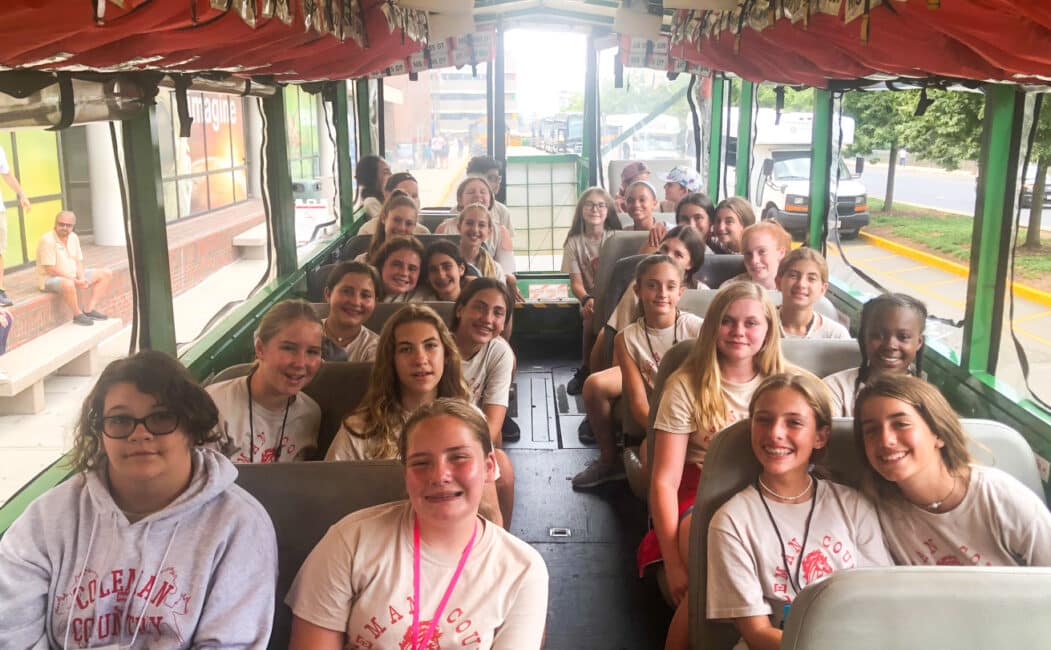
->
[0, 0, 422, 80]
[672, 0, 1051, 87]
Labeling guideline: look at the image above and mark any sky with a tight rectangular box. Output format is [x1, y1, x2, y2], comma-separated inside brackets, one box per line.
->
[504, 29, 587, 118]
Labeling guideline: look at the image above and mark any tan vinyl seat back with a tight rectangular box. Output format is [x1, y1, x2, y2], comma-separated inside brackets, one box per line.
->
[677, 289, 841, 325]
[341, 233, 460, 262]
[235, 460, 407, 650]
[302, 362, 374, 456]
[688, 417, 1048, 649]
[781, 566, 1051, 649]
[363, 301, 455, 334]
[307, 263, 339, 302]
[781, 338, 860, 379]
[205, 362, 254, 386]
[593, 231, 648, 334]
[694, 254, 745, 290]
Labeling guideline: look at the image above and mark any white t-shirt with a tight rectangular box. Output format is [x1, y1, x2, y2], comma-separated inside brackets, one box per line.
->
[325, 411, 384, 461]
[876, 465, 1051, 567]
[778, 310, 851, 340]
[620, 314, 703, 391]
[286, 501, 548, 650]
[561, 231, 614, 295]
[822, 367, 861, 417]
[653, 371, 763, 466]
[462, 337, 515, 408]
[205, 377, 321, 463]
[344, 325, 380, 362]
[383, 288, 428, 303]
[707, 480, 892, 629]
[361, 196, 382, 220]
[357, 218, 431, 236]
[607, 289, 638, 332]
[0, 146, 8, 212]
[36, 231, 82, 290]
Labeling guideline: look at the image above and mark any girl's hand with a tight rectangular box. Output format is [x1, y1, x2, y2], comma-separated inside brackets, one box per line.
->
[647, 221, 668, 250]
[581, 297, 595, 318]
[665, 559, 689, 606]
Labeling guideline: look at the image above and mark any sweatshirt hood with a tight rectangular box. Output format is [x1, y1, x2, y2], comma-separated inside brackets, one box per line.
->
[84, 447, 237, 525]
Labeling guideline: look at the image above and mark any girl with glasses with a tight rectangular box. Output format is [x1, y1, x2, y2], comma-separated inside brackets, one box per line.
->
[0, 350, 278, 648]
[562, 187, 622, 387]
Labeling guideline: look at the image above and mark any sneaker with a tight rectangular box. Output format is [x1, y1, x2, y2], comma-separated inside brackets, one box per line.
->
[578, 419, 596, 444]
[0, 289, 11, 307]
[571, 457, 627, 489]
[73, 313, 95, 326]
[501, 414, 521, 443]
[84, 310, 107, 320]
[566, 366, 589, 395]
[624, 447, 649, 500]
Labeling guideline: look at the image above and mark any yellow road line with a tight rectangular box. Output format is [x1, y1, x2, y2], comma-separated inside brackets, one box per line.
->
[884, 265, 929, 275]
[860, 231, 1051, 308]
[917, 277, 965, 288]
[1014, 325, 1051, 348]
[1011, 309, 1051, 325]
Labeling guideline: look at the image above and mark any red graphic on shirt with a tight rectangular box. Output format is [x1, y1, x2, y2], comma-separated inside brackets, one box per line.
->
[937, 555, 963, 566]
[399, 620, 443, 650]
[801, 550, 834, 583]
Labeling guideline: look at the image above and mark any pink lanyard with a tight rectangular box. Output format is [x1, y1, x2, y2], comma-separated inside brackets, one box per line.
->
[411, 515, 478, 650]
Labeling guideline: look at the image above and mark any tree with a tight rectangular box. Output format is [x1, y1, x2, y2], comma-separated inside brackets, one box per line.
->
[1023, 99, 1051, 249]
[842, 89, 914, 211]
[900, 89, 983, 170]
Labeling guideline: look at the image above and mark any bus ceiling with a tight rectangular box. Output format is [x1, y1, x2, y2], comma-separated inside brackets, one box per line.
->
[0, 1, 1048, 118]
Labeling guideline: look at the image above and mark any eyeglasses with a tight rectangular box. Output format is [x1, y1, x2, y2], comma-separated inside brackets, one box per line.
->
[56, 222, 75, 228]
[484, 173, 501, 183]
[582, 201, 607, 211]
[101, 412, 180, 439]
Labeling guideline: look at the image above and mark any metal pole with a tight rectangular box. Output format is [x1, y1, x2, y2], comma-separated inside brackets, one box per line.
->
[262, 90, 298, 278]
[355, 79, 372, 158]
[707, 75, 725, 200]
[376, 80, 386, 157]
[808, 88, 833, 252]
[735, 80, 755, 199]
[494, 24, 507, 179]
[583, 32, 599, 187]
[121, 107, 176, 353]
[331, 81, 356, 227]
[962, 84, 1023, 374]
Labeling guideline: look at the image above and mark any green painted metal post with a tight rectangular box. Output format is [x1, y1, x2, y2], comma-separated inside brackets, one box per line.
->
[808, 88, 834, 252]
[707, 76, 725, 200]
[355, 79, 372, 158]
[962, 85, 1024, 374]
[735, 80, 755, 199]
[121, 109, 176, 354]
[331, 82, 356, 228]
[583, 32, 599, 187]
[263, 90, 298, 278]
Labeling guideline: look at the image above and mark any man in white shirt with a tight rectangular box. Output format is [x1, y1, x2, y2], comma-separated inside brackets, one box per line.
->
[0, 145, 31, 307]
[35, 211, 112, 326]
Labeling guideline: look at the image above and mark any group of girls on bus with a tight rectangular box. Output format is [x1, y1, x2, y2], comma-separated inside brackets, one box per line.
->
[0, 349, 548, 647]
[320, 261, 381, 362]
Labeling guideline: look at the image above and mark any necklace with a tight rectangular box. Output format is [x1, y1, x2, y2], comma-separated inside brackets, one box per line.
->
[642, 310, 680, 367]
[246, 370, 293, 463]
[756, 477, 818, 595]
[758, 474, 814, 501]
[923, 475, 958, 511]
[324, 318, 358, 345]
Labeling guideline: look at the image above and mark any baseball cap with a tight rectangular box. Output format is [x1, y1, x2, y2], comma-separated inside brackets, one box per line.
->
[621, 161, 649, 185]
[663, 165, 702, 192]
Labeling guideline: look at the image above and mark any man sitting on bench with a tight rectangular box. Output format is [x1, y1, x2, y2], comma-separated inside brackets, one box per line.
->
[36, 211, 112, 326]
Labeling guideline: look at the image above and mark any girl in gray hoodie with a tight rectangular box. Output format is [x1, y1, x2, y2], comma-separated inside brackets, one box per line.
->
[0, 350, 278, 649]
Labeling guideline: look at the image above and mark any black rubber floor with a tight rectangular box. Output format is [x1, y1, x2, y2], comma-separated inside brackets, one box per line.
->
[505, 360, 671, 649]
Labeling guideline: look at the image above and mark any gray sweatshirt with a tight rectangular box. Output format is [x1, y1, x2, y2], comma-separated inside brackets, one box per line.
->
[0, 447, 277, 649]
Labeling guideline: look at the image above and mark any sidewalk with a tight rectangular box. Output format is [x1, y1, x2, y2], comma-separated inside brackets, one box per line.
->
[0, 256, 266, 506]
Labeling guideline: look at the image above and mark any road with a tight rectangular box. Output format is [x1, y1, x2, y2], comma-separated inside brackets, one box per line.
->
[861, 164, 1051, 230]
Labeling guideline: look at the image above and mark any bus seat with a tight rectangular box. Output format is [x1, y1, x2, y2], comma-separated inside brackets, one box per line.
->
[341, 235, 372, 261]
[307, 263, 339, 302]
[419, 209, 452, 233]
[687, 416, 1048, 649]
[780, 566, 1051, 650]
[593, 232, 648, 334]
[234, 460, 406, 650]
[694, 254, 745, 289]
[302, 361, 373, 456]
[205, 362, 254, 386]
[311, 303, 329, 319]
[594, 254, 649, 368]
[363, 301, 455, 334]
[341, 233, 461, 262]
[781, 339, 860, 379]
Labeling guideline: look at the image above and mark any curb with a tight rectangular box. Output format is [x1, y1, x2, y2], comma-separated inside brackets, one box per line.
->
[859, 231, 1051, 308]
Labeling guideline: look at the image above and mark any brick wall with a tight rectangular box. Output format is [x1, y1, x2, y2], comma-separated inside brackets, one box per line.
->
[4, 201, 265, 350]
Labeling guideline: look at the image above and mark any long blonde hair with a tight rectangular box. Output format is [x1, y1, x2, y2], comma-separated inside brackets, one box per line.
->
[345, 305, 469, 459]
[458, 203, 500, 280]
[674, 281, 783, 433]
[367, 191, 419, 261]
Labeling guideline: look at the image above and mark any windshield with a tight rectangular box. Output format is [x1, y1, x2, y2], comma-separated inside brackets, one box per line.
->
[772, 155, 853, 181]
